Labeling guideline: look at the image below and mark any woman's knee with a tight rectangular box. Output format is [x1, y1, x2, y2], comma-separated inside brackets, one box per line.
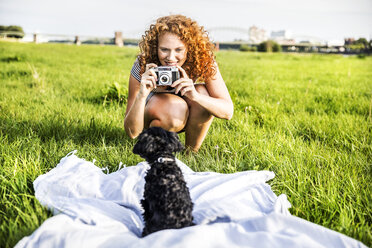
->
[148, 110, 188, 132]
[149, 117, 185, 132]
[145, 94, 189, 132]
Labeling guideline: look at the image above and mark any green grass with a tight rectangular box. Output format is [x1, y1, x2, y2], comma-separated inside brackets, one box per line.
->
[0, 41, 371, 247]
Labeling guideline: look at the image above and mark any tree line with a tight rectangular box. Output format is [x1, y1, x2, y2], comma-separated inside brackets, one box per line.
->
[0, 25, 25, 38]
[240, 38, 372, 54]
[344, 38, 371, 53]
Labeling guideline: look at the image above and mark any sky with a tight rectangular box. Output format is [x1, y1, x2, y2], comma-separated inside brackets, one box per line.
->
[1, 0, 371, 43]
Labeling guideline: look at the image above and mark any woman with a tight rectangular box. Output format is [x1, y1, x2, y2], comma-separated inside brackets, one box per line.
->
[124, 15, 233, 152]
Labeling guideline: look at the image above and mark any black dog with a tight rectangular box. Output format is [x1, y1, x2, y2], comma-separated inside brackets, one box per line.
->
[133, 127, 194, 237]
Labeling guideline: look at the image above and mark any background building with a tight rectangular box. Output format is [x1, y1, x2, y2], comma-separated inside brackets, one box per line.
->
[249, 26, 267, 44]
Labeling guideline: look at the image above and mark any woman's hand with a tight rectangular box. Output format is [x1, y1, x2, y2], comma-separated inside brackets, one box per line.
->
[139, 63, 158, 97]
[172, 65, 199, 101]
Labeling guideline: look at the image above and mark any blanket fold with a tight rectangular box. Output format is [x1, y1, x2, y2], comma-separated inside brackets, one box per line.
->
[15, 152, 366, 248]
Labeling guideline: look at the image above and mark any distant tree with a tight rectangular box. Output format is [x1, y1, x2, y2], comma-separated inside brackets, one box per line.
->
[239, 44, 257, 52]
[272, 41, 282, 52]
[345, 37, 370, 53]
[0, 25, 25, 38]
[355, 38, 368, 46]
[258, 40, 281, 52]
[240, 44, 250, 52]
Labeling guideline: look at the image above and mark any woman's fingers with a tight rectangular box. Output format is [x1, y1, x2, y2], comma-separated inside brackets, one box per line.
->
[176, 65, 189, 79]
[172, 66, 190, 90]
[148, 69, 157, 81]
[141, 64, 158, 92]
[147, 77, 157, 88]
[172, 77, 192, 88]
[143, 75, 157, 88]
[144, 63, 158, 81]
[146, 63, 157, 71]
[174, 79, 194, 94]
[180, 85, 194, 96]
[140, 72, 158, 95]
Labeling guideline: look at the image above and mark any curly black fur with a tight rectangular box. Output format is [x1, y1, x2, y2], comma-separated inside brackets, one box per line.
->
[133, 127, 194, 237]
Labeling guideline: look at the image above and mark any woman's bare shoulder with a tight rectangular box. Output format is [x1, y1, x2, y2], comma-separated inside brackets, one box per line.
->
[204, 62, 231, 100]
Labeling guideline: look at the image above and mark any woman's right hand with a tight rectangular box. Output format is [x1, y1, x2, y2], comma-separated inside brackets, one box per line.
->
[139, 63, 158, 97]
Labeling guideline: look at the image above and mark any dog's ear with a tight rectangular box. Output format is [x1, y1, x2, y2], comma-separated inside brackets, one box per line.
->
[133, 127, 185, 159]
[166, 131, 185, 153]
[133, 131, 158, 159]
[132, 132, 145, 157]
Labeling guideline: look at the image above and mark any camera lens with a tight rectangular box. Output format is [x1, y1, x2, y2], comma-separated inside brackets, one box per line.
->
[159, 75, 170, 84]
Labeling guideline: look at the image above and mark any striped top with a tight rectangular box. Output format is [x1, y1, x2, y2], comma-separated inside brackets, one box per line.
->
[130, 60, 176, 93]
[130, 60, 141, 82]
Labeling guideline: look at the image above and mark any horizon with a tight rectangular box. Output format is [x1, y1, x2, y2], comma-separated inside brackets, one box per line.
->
[1, 0, 371, 43]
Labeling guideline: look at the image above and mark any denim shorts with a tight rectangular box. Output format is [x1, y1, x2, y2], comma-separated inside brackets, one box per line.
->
[145, 91, 156, 105]
[145, 90, 183, 105]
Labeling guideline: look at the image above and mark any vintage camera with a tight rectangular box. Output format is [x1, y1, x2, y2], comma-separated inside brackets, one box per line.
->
[153, 66, 180, 86]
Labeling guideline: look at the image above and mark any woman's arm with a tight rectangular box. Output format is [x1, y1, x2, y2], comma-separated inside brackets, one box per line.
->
[124, 64, 158, 138]
[124, 75, 147, 139]
[173, 64, 234, 120]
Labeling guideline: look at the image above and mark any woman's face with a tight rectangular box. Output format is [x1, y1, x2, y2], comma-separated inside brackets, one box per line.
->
[157, 32, 187, 67]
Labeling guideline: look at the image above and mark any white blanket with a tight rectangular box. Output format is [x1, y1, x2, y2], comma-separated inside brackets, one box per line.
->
[16, 151, 366, 248]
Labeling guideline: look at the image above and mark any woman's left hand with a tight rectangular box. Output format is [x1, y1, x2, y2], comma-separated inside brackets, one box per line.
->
[172, 65, 199, 101]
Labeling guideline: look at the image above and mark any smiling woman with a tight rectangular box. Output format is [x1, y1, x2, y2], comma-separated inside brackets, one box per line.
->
[124, 15, 234, 152]
[157, 33, 187, 68]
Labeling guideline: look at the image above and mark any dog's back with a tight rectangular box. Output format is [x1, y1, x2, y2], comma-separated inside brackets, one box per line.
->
[133, 127, 194, 237]
[141, 160, 194, 236]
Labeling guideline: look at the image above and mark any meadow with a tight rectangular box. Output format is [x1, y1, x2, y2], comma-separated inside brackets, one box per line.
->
[0, 41, 371, 247]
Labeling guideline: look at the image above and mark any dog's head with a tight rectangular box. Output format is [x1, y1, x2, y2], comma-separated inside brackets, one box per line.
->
[133, 127, 184, 161]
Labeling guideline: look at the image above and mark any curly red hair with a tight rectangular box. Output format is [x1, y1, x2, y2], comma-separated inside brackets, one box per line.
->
[138, 15, 216, 82]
